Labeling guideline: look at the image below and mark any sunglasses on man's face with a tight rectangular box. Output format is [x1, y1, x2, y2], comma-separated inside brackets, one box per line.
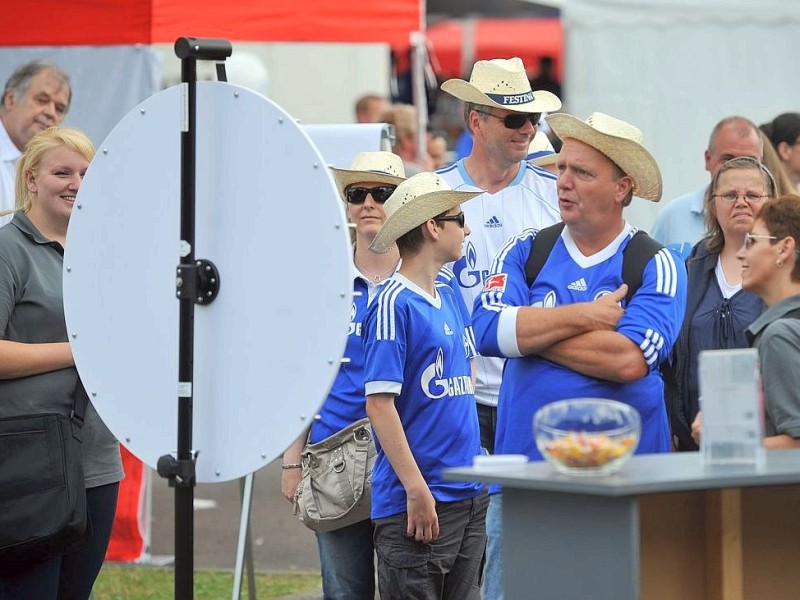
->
[476, 109, 541, 130]
[344, 185, 397, 204]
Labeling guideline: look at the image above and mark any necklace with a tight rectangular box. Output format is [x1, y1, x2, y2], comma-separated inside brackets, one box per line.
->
[354, 256, 398, 283]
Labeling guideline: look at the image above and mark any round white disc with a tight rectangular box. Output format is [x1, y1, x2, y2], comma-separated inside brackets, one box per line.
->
[63, 82, 352, 482]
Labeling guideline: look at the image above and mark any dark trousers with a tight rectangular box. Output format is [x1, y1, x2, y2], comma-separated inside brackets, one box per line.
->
[0, 482, 120, 600]
[477, 403, 497, 454]
[373, 492, 488, 600]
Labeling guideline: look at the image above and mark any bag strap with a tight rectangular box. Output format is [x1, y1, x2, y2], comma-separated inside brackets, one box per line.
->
[69, 376, 90, 440]
[524, 222, 565, 288]
[525, 223, 663, 304]
[349, 424, 372, 502]
[621, 230, 663, 304]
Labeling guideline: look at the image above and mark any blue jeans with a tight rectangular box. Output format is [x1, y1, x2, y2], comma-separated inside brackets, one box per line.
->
[483, 493, 504, 600]
[316, 518, 375, 600]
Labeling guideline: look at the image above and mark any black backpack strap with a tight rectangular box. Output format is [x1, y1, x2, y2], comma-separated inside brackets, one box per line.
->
[621, 230, 664, 304]
[525, 222, 565, 287]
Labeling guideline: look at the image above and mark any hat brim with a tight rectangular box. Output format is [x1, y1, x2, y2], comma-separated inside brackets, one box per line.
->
[546, 113, 662, 201]
[441, 80, 562, 113]
[528, 151, 558, 167]
[330, 168, 405, 202]
[369, 190, 481, 253]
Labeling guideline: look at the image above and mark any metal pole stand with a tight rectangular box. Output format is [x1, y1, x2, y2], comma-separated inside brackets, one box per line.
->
[156, 35, 232, 600]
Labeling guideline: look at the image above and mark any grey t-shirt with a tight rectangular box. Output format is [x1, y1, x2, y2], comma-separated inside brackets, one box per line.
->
[0, 212, 123, 488]
[746, 294, 800, 439]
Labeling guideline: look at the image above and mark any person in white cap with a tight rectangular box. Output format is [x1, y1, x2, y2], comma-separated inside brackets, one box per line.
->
[280, 151, 405, 600]
[437, 55, 563, 600]
[472, 112, 687, 596]
[363, 173, 486, 600]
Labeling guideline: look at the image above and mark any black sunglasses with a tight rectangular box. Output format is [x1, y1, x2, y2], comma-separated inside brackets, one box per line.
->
[475, 109, 541, 130]
[434, 212, 466, 228]
[344, 185, 396, 204]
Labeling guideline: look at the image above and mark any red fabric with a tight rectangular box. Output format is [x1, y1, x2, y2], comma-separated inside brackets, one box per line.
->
[0, 0, 421, 46]
[105, 446, 145, 562]
[0, 1, 153, 46]
[426, 18, 563, 80]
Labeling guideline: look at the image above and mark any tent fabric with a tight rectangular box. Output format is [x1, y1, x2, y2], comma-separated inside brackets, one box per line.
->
[563, 0, 800, 231]
[564, 0, 800, 27]
[427, 18, 563, 80]
[0, 46, 160, 146]
[0, 0, 421, 47]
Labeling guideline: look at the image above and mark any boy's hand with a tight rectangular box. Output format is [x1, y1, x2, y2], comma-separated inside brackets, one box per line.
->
[406, 485, 439, 543]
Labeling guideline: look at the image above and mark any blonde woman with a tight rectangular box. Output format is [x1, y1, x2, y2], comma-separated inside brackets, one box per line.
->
[0, 127, 122, 598]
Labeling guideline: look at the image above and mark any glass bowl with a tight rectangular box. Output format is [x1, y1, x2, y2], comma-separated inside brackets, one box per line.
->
[533, 398, 641, 476]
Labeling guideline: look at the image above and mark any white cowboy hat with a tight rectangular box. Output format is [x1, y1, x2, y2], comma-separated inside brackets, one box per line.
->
[527, 130, 558, 167]
[441, 57, 562, 114]
[330, 151, 406, 201]
[369, 172, 481, 253]
[546, 112, 662, 201]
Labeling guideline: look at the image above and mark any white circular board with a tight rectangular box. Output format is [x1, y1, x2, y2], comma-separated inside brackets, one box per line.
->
[63, 82, 353, 482]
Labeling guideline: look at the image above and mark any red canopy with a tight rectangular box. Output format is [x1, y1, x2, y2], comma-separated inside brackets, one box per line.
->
[0, 0, 421, 46]
[426, 18, 563, 80]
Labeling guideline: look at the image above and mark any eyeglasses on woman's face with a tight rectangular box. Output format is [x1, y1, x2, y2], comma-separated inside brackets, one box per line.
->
[743, 232, 778, 250]
[712, 191, 770, 204]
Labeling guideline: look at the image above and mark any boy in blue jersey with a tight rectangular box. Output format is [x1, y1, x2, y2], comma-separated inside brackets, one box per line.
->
[363, 172, 486, 600]
[472, 112, 687, 592]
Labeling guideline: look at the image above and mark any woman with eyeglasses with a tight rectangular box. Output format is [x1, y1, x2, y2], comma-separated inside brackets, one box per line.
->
[734, 195, 800, 449]
[279, 151, 403, 600]
[667, 157, 776, 450]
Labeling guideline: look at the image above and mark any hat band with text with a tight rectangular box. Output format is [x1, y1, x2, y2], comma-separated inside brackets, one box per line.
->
[485, 91, 534, 106]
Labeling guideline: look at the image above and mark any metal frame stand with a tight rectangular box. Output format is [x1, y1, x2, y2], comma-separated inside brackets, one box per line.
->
[232, 473, 258, 600]
[155, 36, 232, 600]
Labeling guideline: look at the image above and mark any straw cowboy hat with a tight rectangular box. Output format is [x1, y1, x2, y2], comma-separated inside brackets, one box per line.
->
[330, 151, 406, 200]
[369, 172, 481, 253]
[527, 130, 558, 167]
[441, 57, 562, 114]
[547, 112, 662, 201]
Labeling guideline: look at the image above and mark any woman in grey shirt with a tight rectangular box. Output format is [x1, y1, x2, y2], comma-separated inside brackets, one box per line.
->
[0, 127, 123, 599]
[738, 194, 800, 449]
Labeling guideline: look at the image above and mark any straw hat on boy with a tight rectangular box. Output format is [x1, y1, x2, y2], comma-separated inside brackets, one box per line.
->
[441, 57, 561, 114]
[547, 111, 662, 201]
[330, 151, 406, 200]
[370, 172, 481, 253]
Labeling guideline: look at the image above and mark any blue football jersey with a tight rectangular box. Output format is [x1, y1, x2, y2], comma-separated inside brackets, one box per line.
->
[472, 224, 687, 461]
[363, 274, 483, 519]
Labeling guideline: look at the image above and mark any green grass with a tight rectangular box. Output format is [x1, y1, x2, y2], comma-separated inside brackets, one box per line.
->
[93, 565, 321, 599]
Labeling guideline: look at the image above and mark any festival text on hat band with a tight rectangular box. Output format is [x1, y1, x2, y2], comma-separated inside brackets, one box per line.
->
[486, 91, 535, 106]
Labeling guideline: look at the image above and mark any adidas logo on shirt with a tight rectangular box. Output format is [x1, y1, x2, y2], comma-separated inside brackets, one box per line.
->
[444, 322, 454, 336]
[484, 215, 502, 228]
[567, 278, 588, 292]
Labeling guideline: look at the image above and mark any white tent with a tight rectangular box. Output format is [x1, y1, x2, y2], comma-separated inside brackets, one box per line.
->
[562, 0, 800, 230]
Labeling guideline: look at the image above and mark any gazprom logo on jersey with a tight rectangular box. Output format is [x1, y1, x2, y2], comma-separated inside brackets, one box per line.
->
[420, 347, 474, 400]
[348, 302, 362, 336]
[532, 290, 557, 308]
[454, 241, 489, 289]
